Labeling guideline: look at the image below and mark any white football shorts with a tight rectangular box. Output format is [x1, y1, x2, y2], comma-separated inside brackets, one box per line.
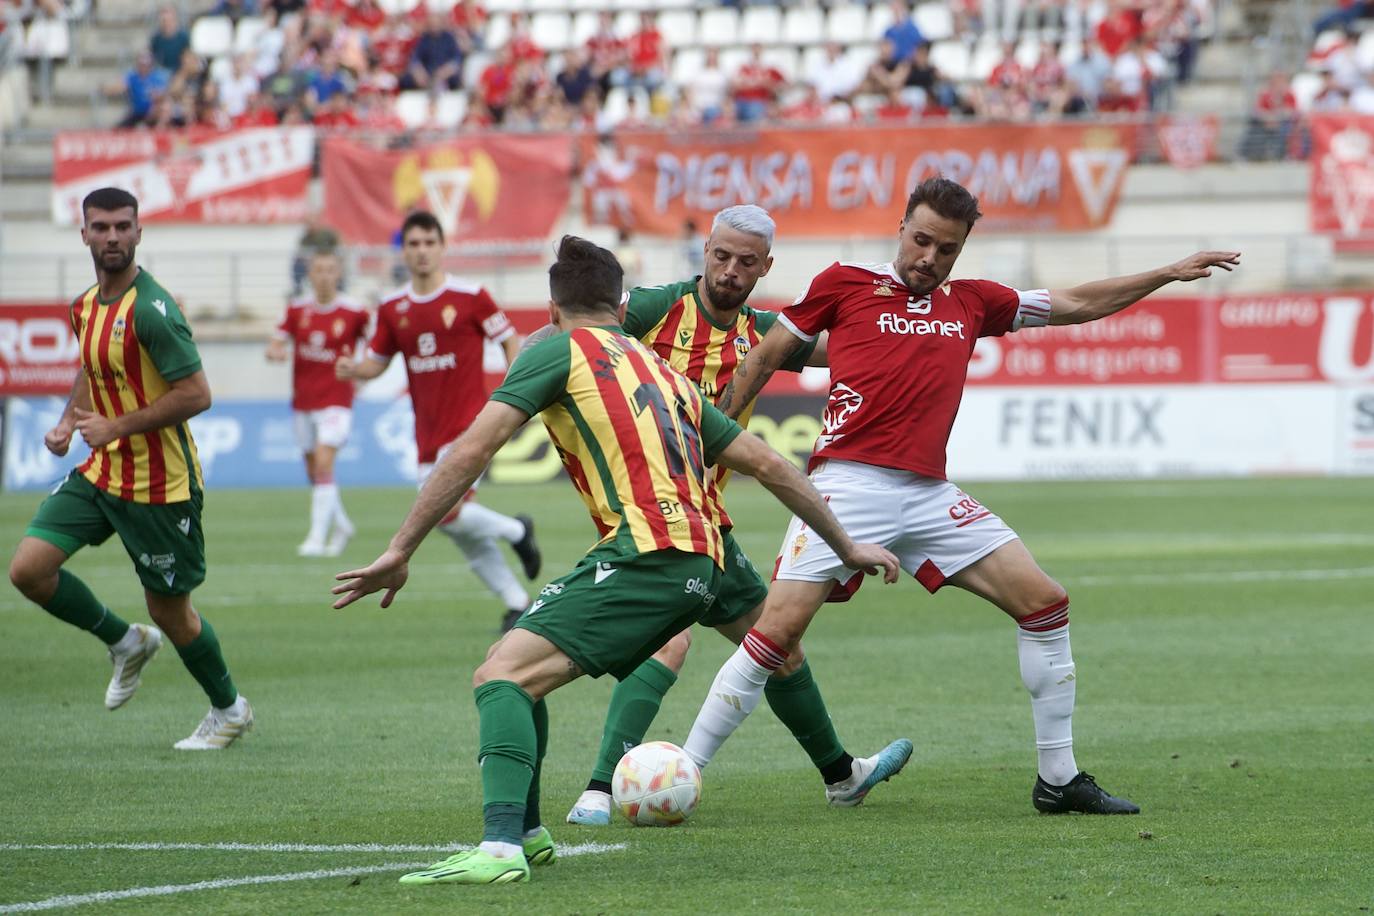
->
[293, 406, 353, 452]
[774, 458, 1020, 597]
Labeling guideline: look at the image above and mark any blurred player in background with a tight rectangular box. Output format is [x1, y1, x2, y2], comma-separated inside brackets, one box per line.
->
[8, 187, 252, 750]
[332, 235, 899, 886]
[565, 205, 912, 827]
[336, 211, 541, 631]
[266, 249, 370, 557]
[683, 176, 1242, 814]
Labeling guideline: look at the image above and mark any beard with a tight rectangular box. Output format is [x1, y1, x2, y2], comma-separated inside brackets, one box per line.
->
[897, 263, 940, 295]
[95, 247, 134, 274]
[704, 276, 751, 312]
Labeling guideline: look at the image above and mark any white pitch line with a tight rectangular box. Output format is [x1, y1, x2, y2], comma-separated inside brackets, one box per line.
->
[1067, 566, 1374, 587]
[0, 843, 626, 913]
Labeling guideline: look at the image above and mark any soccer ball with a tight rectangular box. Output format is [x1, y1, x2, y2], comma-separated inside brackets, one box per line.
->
[611, 741, 702, 827]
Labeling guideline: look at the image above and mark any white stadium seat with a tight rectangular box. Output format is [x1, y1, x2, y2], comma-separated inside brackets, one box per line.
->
[570, 10, 600, 46]
[827, 5, 869, 44]
[1015, 38, 1041, 68]
[530, 12, 571, 51]
[783, 7, 825, 46]
[969, 36, 1001, 80]
[377, 0, 421, 14]
[233, 17, 266, 55]
[718, 46, 751, 77]
[207, 55, 233, 82]
[435, 91, 468, 126]
[867, 4, 895, 39]
[697, 8, 739, 48]
[928, 39, 970, 81]
[569, 0, 602, 10]
[23, 16, 69, 59]
[526, 0, 565, 13]
[659, 9, 697, 49]
[395, 90, 431, 128]
[670, 47, 705, 86]
[761, 47, 799, 82]
[613, 9, 638, 37]
[485, 0, 524, 12]
[1290, 71, 1323, 111]
[741, 6, 783, 46]
[462, 51, 490, 87]
[913, 3, 954, 42]
[190, 16, 234, 58]
[1357, 30, 1374, 71]
[484, 14, 511, 49]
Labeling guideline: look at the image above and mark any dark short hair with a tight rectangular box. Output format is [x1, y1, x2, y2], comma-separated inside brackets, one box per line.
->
[548, 235, 622, 316]
[82, 187, 139, 222]
[903, 177, 982, 233]
[400, 210, 444, 243]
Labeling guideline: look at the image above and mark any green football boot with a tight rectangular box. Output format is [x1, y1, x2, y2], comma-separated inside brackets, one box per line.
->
[398, 848, 529, 885]
[523, 827, 556, 867]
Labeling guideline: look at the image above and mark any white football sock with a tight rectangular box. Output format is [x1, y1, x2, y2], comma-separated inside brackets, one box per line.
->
[441, 520, 529, 611]
[328, 484, 352, 533]
[478, 840, 522, 859]
[306, 484, 333, 544]
[683, 634, 784, 768]
[453, 503, 525, 542]
[1018, 622, 1079, 786]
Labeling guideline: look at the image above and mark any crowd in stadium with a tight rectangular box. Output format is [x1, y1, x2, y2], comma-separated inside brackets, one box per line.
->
[4, 0, 1218, 133]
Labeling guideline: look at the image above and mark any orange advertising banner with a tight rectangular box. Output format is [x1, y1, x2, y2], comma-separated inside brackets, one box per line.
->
[581, 123, 1132, 237]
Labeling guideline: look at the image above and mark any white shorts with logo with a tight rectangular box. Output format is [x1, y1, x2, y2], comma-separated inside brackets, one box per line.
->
[775, 459, 1020, 598]
[293, 406, 353, 452]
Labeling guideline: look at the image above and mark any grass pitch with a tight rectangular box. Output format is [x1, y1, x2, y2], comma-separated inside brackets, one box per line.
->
[1, 477, 1371, 914]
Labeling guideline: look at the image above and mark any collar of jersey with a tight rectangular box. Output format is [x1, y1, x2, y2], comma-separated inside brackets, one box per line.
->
[95, 267, 142, 306]
[692, 283, 749, 332]
[405, 276, 452, 304]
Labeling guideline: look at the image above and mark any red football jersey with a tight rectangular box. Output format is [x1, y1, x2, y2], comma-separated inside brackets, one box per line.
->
[781, 261, 1051, 480]
[367, 275, 515, 464]
[276, 295, 370, 411]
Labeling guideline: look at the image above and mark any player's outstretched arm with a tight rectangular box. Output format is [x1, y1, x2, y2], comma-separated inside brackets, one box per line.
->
[265, 336, 288, 362]
[44, 370, 89, 457]
[336, 352, 388, 381]
[332, 401, 530, 609]
[716, 430, 899, 583]
[720, 321, 807, 418]
[1048, 250, 1241, 326]
[73, 370, 212, 450]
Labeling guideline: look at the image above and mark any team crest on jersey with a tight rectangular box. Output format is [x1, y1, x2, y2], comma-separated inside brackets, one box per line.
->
[441, 305, 457, 329]
[332, 318, 345, 338]
[396, 300, 410, 313]
[790, 532, 808, 562]
[111, 317, 126, 342]
[734, 335, 751, 357]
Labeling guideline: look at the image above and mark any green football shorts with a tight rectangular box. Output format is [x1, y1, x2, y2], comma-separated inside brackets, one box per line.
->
[696, 529, 769, 627]
[26, 471, 206, 596]
[513, 543, 722, 680]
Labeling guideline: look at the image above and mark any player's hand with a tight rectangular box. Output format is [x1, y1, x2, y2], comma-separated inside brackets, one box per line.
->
[73, 408, 121, 450]
[334, 355, 356, 380]
[841, 543, 901, 584]
[332, 548, 409, 609]
[1171, 251, 1241, 281]
[265, 338, 288, 363]
[44, 422, 74, 457]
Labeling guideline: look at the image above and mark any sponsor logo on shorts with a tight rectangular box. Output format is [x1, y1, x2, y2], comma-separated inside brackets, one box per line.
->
[875, 313, 965, 338]
[594, 562, 617, 584]
[138, 552, 178, 587]
[539, 582, 565, 596]
[684, 576, 716, 608]
[177, 518, 191, 535]
[526, 599, 545, 615]
[790, 532, 808, 562]
[948, 492, 992, 528]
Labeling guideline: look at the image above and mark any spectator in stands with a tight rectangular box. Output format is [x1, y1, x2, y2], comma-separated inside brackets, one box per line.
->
[780, 84, 827, 122]
[809, 43, 863, 103]
[1111, 37, 1167, 110]
[265, 0, 304, 15]
[346, 0, 384, 33]
[146, 92, 188, 129]
[1348, 68, 1374, 113]
[212, 0, 259, 26]
[1242, 70, 1299, 161]
[684, 47, 729, 125]
[262, 44, 310, 115]
[216, 53, 259, 119]
[195, 81, 230, 128]
[586, 10, 627, 97]
[401, 11, 463, 91]
[874, 87, 915, 123]
[731, 44, 784, 124]
[1095, 0, 1143, 57]
[1066, 34, 1112, 107]
[250, 9, 287, 78]
[478, 45, 516, 122]
[904, 42, 956, 112]
[506, 12, 542, 62]
[307, 49, 352, 109]
[149, 6, 189, 73]
[313, 91, 359, 127]
[1310, 68, 1349, 111]
[862, 38, 909, 96]
[614, 228, 644, 289]
[112, 50, 169, 128]
[1146, 0, 1202, 85]
[371, 13, 416, 86]
[168, 47, 208, 104]
[235, 90, 279, 126]
[450, 0, 487, 49]
[882, 1, 924, 64]
[625, 12, 665, 94]
[1313, 0, 1374, 37]
[556, 46, 596, 107]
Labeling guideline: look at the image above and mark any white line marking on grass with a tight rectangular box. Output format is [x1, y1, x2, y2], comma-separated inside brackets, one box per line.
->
[1067, 566, 1374, 587]
[0, 843, 626, 912]
[0, 841, 625, 855]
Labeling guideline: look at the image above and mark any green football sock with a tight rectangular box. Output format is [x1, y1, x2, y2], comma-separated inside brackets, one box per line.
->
[523, 698, 549, 834]
[174, 616, 238, 709]
[589, 658, 677, 785]
[765, 659, 847, 771]
[475, 680, 535, 845]
[40, 569, 130, 646]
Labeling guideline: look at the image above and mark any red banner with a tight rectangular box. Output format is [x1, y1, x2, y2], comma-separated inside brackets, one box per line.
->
[51, 128, 314, 226]
[580, 123, 1132, 237]
[1311, 114, 1374, 238]
[0, 304, 80, 395]
[321, 134, 574, 254]
[1156, 114, 1219, 170]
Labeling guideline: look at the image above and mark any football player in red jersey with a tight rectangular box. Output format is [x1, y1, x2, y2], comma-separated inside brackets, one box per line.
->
[336, 212, 541, 631]
[682, 177, 1241, 815]
[267, 250, 370, 557]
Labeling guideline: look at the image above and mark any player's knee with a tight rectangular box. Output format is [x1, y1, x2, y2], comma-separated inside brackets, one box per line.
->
[773, 643, 806, 678]
[652, 630, 691, 673]
[1015, 582, 1069, 622]
[9, 552, 53, 600]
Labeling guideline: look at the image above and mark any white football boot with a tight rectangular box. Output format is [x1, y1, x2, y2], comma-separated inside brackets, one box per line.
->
[174, 696, 254, 750]
[565, 789, 612, 826]
[323, 518, 355, 557]
[824, 739, 914, 807]
[297, 539, 327, 557]
[105, 623, 164, 710]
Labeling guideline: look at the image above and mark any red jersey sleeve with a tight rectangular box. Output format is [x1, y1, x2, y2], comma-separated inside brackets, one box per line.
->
[367, 304, 398, 360]
[780, 262, 845, 341]
[473, 288, 515, 343]
[965, 280, 1052, 338]
[275, 303, 297, 339]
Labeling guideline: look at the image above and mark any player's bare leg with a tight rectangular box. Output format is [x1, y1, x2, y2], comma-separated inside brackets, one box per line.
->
[950, 539, 1138, 814]
[10, 536, 159, 710]
[146, 592, 253, 751]
[301, 445, 353, 557]
[403, 630, 578, 886]
[568, 629, 692, 824]
[437, 500, 540, 632]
